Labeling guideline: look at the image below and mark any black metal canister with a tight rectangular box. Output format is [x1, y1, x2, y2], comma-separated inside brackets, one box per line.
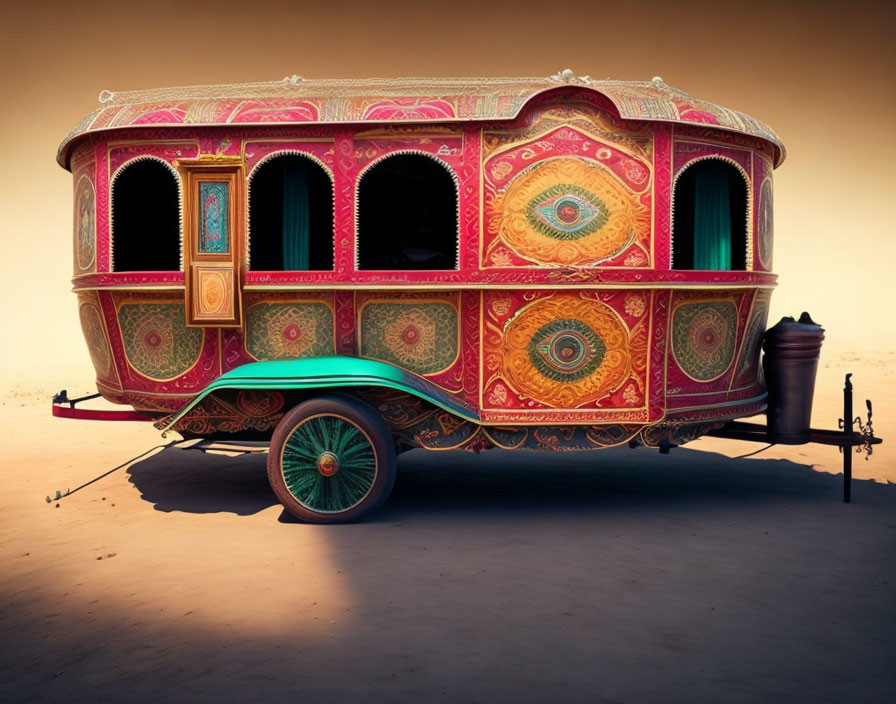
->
[762, 312, 825, 444]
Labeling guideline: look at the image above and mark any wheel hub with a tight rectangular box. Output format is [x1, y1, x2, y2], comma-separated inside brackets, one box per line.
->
[317, 451, 340, 476]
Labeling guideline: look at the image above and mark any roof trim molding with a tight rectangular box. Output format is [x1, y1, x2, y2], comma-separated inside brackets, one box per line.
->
[57, 74, 785, 169]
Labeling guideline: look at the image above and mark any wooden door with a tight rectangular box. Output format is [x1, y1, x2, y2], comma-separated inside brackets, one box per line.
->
[179, 157, 244, 327]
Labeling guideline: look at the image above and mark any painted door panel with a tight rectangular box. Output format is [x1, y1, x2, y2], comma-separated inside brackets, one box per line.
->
[179, 157, 244, 327]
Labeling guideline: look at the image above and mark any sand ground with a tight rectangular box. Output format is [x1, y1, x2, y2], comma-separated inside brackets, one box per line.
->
[1, 353, 893, 703]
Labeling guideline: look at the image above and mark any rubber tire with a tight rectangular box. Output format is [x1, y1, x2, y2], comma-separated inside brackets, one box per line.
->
[267, 394, 396, 524]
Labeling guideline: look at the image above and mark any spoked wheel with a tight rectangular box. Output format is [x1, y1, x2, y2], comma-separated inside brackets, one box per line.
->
[267, 394, 396, 523]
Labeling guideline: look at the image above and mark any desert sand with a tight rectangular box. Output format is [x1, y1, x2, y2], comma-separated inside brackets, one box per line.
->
[1, 352, 892, 702]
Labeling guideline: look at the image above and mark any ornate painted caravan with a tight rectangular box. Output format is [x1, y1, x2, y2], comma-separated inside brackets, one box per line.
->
[58, 72, 784, 521]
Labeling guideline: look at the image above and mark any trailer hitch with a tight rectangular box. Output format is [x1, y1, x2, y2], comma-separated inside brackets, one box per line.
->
[709, 373, 883, 503]
[51, 389, 155, 422]
[53, 389, 101, 407]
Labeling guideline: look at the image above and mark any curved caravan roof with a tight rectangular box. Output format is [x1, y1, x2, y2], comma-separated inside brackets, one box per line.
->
[57, 71, 785, 169]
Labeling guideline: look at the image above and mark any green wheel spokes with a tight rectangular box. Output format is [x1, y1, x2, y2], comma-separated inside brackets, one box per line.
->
[280, 413, 378, 514]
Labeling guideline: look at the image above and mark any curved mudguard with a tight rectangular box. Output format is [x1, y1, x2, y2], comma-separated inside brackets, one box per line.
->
[159, 356, 480, 433]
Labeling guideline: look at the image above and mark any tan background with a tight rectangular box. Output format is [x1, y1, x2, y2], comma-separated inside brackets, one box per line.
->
[1, 0, 893, 412]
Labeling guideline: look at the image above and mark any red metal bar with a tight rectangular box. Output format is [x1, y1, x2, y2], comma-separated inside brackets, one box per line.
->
[52, 404, 153, 422]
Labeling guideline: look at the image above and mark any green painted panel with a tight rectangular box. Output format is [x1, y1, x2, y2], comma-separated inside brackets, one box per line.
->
[527, 318, 606, 383]
[672, 301, 738, 382]
[198, 181, 229, 254]
[159, 356, 479, 434]
[119, 303, 202, 380]
[245, 302, 334, 360]
[525, 184, 609, 241]
[360, 302, 457, 375]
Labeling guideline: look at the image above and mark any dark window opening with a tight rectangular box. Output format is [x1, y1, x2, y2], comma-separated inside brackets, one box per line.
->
[672, 160, 747, 271]
[112, 160, 180, 271]
[248, 155, 333, 271]
[358, 154, 458, 270]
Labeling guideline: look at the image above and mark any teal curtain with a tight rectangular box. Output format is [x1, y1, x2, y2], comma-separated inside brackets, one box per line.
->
[282, 160, 310, 270]
[693, 162, 731, 270]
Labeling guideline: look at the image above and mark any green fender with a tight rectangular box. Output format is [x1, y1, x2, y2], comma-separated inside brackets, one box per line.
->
[160, 356, 480, 433]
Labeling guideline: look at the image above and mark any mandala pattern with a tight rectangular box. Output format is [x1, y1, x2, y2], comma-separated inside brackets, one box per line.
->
[79, 302, 112, 378]
[118, 303, 203, 380]
[757, 178, 773, 268]
[527, 319, 606, 382]
[245, 302, 334, 360]
[494, 157, 649, 266]
[672, 301, 737, 382]
[501, 295, 630, 406]
[360, 302, 458, 375]
[526, 184, 609, 240]
[75, 175, 96, 272]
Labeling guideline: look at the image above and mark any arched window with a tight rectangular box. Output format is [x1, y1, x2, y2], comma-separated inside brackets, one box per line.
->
[112, 160, 181, 271]
[357, 154, 458, 270]
[248, 154, 333, 271]
[672, 159, 748, 271]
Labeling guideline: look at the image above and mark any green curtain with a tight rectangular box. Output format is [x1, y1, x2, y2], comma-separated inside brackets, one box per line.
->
[282, 160, 310, 270]
[693, 162, 731, 270]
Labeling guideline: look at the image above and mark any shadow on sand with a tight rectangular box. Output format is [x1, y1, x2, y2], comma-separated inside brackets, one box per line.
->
[126, 443, 891, 519]
[6, 444, 892, 703]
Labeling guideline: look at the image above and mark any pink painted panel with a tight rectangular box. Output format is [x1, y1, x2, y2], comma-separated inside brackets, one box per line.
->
[673, 139, 752, 178]
[665, 289, 754, 407]
[653, 124, 673, 269]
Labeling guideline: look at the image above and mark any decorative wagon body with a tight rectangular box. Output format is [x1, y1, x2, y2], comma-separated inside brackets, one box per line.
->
[59, 72, 784, 521]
